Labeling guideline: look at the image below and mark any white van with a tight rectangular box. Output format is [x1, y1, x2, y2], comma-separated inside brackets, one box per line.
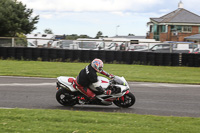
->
[165, 42, 198, 52]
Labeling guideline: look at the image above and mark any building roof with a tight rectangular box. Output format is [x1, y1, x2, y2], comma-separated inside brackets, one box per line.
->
[110, 35, 146, 39]
[151, 8, 200, 24]
[184, 34, 200, 40]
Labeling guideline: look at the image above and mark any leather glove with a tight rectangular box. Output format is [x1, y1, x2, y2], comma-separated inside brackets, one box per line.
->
[109, 74, 115, 79]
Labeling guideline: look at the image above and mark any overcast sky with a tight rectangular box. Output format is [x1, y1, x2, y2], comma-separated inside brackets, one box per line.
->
[19, 0, 200, 37]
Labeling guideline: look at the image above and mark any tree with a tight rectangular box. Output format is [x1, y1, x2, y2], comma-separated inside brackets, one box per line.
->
[79, 34, 90, 38]
[128, 33, 135, 36]
[65, 34, 79, 40]
[44, 28, 53, 34]
[95, 31, 103, 39]
[0, 0, 39, 37]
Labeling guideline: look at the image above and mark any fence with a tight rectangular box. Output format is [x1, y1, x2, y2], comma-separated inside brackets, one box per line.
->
[0, 37, 27, 47]
[0, 47, 200, 67]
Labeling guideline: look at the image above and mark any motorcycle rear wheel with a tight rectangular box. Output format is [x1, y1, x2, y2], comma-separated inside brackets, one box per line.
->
[113, 92, 135, 108]
[56, 88, 77, 106]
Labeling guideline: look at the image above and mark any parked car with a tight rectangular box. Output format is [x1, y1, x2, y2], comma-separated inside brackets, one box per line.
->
[128, 44, 148, 51]
[105, 42, 119, 50]
[140, 43, 191, 53]
[190, 48, 200, 54]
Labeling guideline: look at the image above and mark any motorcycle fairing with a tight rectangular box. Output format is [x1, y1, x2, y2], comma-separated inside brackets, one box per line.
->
[89, 76, 109, 91]
[96, 85, 129, 104]
[57, 76, 77, 92]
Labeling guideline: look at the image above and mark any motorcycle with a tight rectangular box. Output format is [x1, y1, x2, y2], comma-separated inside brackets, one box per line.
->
[56, 75, 135, 108]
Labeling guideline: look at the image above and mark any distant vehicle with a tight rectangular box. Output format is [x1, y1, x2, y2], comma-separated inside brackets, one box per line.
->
[26, 33, 55, 48]
[190, 48, 200, 54]
[128, 44, 148, 51]
[140, 42, 196, 53]
[147, 44, 172, 52]
[50, 41, 60, 48]
[105, 42, 119, 50]
[27, 42, 37, 48]
[72, 38, 105, 50]
[73, 40, 105, 50]
[73, 41, 98, 50]
[59, 40, 74, 49]
[165, 42, 198, 53]
[103, 37, 160, 51]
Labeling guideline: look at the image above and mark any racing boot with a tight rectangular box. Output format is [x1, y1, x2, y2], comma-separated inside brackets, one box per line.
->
[96, 86, 112, 95]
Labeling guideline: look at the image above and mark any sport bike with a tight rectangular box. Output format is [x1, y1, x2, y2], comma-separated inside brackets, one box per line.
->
[56, 75, 135, 108]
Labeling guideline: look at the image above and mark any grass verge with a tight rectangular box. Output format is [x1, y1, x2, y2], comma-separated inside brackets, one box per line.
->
[0, 108, 200, 133]
[0, 60, 200, 132]
[0, 60, 200, 84]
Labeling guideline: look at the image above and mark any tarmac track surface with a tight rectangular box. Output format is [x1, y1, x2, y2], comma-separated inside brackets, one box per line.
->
[0, 76, 200, 117]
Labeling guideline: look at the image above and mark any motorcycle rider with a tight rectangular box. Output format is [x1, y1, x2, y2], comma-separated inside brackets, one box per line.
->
[75, 58, 114, 100]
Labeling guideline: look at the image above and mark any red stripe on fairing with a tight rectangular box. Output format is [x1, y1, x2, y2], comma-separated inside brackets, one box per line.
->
[121, 96, 124, 101]
[101, 80, 109, 83]
[105, 98, 115, 102]
[125, 90, 130, 94]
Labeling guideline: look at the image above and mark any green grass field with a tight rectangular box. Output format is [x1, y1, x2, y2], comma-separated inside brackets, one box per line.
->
[0, 109, 200, 133]
[0, 60, 200, 132]
[0, 60, 200, 84]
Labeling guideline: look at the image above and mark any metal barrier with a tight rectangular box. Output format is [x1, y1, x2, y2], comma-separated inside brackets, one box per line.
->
[0, 37, 27, 47]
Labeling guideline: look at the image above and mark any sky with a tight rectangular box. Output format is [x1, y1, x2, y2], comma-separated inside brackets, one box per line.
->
[19, 0, 200, 37]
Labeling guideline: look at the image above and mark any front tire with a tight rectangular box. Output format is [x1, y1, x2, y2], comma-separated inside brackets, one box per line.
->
[56, 88, 77, 106]
[113, 92, 136, 108]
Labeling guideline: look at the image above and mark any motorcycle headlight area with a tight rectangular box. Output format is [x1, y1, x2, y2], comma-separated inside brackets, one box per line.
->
[111, 86, 121, 94]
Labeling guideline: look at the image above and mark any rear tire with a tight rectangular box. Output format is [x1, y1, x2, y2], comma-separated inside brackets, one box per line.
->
[113, 92, 135, 108]
[56, 88, 77, 106]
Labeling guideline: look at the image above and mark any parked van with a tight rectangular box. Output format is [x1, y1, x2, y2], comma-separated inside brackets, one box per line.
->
[26, 33, 55, 48]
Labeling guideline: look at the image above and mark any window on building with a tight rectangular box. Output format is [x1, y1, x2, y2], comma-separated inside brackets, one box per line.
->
[170, 25, 182, 32]
[171, 25, 176, 31]
[161, 25, 166, 32]
[150, 25, 153, 33]
[42, 34, 47, 37]
[176, 26, 182, 31]
[182, 26, 192, 33]
[199, 26, 200, 33]
[153, 24, 157, 33]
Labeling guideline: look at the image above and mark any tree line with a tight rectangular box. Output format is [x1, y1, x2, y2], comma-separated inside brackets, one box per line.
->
[0, 0, 39, 37]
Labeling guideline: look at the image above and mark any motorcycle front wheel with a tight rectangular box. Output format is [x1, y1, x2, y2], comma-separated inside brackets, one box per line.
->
[56, 88, 77, 106]
[113, 92, 136, 108]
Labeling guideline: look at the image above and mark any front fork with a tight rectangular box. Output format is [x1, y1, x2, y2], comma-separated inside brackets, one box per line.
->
[118, 90, 130, 102]
[56, 82, 60, 90]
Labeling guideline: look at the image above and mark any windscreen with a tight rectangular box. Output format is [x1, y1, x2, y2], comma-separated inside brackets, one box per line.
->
[113, 76, 126, 85]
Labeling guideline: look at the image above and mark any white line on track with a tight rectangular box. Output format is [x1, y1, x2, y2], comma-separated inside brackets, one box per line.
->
[129, 82, 200, 88]
[0, 83, 55, 86]
[0, 76, 56, 79]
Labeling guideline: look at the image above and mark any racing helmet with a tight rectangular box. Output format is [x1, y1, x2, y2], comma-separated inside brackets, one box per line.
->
[91, 58, 103, 73]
